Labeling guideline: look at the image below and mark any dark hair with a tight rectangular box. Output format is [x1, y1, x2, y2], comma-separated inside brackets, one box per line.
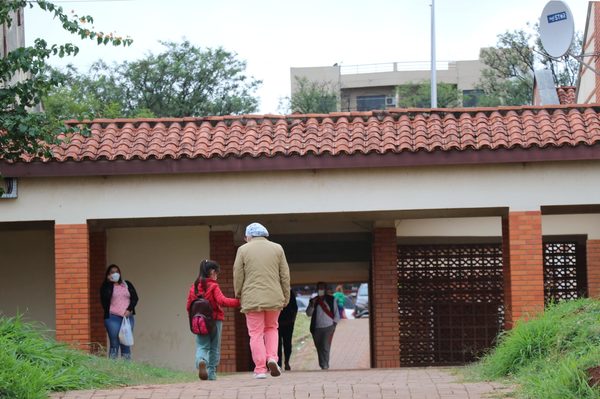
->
[194, 259, 221, 294]
[316, 281, 327, 290]
[105, 264, 123, 284]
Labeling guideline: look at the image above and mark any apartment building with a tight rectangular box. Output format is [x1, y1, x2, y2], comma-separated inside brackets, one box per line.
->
[291, 58, 485, 111]
[1, 8, 26, 84]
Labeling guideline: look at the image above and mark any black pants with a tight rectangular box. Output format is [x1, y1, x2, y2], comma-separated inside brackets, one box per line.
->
[312, 324, 335, 369]
[278, 323, 294, 367]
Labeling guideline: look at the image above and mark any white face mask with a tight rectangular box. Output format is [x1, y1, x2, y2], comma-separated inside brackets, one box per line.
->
[318, 289, 325, 296]
[110, 272, 120, 282]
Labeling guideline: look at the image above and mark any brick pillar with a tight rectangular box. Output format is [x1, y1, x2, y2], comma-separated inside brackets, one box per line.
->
[235, 304, 252, 371]
[587, 240, 600, 298]
[371, 227, 400, 368]
[89, 230, 106, 352]
[502, 211, 544, 329]
[55, 224, 91, 349]
[209, 230, 242, 372]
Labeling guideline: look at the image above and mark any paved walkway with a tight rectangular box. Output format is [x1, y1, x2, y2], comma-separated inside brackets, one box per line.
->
[52, 319, 513, 398]
[291, 318, 370, 371]
[51, 368, 512, 399]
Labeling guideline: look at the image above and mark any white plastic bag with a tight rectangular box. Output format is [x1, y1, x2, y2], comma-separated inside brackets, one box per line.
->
[118, 317, 134, 346]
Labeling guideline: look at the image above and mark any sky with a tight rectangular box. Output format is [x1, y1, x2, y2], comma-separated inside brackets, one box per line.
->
[25, 0, 589, 114]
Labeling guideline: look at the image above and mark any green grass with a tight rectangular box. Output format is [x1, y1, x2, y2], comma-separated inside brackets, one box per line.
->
[292, 313, 311, 346]
[470, 298, 600, 399]
[0, 315, 195, 399]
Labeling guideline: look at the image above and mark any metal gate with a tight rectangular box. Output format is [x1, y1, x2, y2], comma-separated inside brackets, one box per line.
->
[397, 244, 504, 366]
[543, 239, 588, 303]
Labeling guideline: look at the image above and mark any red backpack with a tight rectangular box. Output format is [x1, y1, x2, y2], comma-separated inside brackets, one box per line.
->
[188, 279, 214, 335]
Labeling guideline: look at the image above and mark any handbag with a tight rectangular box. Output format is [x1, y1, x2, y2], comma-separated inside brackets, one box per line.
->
[118, 316, 134, 346]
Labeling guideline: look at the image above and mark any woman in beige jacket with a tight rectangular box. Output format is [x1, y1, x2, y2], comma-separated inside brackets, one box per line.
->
[233, 222, 290, 379]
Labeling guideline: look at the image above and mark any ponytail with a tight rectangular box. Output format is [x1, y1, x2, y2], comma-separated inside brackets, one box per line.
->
[193, 259, 221, 296]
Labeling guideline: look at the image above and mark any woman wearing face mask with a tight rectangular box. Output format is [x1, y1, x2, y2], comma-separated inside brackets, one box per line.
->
[306, 282, 340, 370]
[100, 264, 139, 359]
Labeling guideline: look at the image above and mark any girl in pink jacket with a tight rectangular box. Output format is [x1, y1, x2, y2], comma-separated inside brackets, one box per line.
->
[186, 260, 240, 380]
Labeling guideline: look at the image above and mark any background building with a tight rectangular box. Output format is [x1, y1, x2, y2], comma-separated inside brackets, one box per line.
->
[291, 58, 485, 111]
[1, 8, 26, 85]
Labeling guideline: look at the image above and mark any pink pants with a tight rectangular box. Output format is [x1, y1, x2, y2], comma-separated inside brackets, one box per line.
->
[245, 310, 281, 373]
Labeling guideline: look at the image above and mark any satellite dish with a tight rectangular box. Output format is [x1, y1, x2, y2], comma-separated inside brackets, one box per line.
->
[539, 0, 575, 58]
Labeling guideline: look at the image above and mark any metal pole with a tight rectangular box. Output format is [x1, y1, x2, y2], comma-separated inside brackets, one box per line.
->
[430, 0, 437, 108]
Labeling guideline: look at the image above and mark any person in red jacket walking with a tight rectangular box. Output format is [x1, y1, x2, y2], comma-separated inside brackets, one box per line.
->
[186, 259, 240, 380]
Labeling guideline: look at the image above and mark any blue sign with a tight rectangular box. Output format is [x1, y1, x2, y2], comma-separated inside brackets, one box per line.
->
[547, 11, 567, 23]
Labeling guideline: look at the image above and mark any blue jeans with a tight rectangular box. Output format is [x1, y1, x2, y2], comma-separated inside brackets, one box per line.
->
[104, 314, 135, 359]
[195, 320, 222, 380]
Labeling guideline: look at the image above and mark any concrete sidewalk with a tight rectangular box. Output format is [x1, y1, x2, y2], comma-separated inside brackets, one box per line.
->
[51, 368, 512, 399]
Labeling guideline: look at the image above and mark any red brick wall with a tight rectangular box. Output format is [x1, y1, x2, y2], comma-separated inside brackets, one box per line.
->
[89, 231, 106, 352]
[209, 231, 241, 372]
[371, 227, 400, 368]
[502, 212, 544, 329]
[55, 224, 91, 349]
[235, 301, 251, 371]
[587, 240, 600, 298]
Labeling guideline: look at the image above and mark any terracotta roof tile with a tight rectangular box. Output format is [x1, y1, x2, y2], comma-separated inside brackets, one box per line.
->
[8, 105, 600, 164]
[557, 86, 576, 105]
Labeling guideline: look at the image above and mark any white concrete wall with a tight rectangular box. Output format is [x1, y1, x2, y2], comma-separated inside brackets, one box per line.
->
[290, 66, 341, 93]
[396, 217, 501, 237]
[290, 262, 369, 285]
[0, 229, 55, 332]
[455, 60, 485, 90]
[3, 162, 600, 224]
[395, 214, 600, 240]
[543, 214, 600, 239]
[106, 226, 211, 371]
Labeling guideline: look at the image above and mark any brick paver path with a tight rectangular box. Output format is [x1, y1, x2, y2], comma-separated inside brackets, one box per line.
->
[51, 368, 512, 399]
[291, 318, 370, 371]
[53, 319, 514, 398]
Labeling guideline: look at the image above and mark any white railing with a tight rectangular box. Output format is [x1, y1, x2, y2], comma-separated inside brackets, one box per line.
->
[340, 61, 453, 75]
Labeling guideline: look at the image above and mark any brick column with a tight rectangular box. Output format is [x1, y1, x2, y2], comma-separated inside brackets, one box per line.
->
[587, 240, 600, 298]
[502, 211, 544, 329]
[209, 230, 242, 372]
[55, 224, 91, 349]
[371, 227, 400, 368]
[89, 230, 106, 352]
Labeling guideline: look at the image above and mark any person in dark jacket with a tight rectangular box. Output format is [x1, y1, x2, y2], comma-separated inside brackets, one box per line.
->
[100, 264, 139, 359]
[306, 282, 340, 370]
[277, 288, 298, 370]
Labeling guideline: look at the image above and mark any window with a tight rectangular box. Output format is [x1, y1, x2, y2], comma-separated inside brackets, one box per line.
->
[462, 89, 483, 107]
[357, 95, 386, 111]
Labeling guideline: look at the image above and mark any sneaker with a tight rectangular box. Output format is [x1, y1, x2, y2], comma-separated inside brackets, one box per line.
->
[253, 372, 267, 379]
[198, 360, 208, 380]
[267, 359, 281, 377]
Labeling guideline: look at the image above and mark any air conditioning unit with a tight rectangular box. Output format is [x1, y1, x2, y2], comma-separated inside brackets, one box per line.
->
[385, 96, 396, 107]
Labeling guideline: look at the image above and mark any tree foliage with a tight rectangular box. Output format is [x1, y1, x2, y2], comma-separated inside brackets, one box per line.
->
[281, 77, 338, 114]
[395, 82, 461, 108]
[478, 25, 581, 106]
[0, 0, 131, 166]
[44, 41, 262, 119]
